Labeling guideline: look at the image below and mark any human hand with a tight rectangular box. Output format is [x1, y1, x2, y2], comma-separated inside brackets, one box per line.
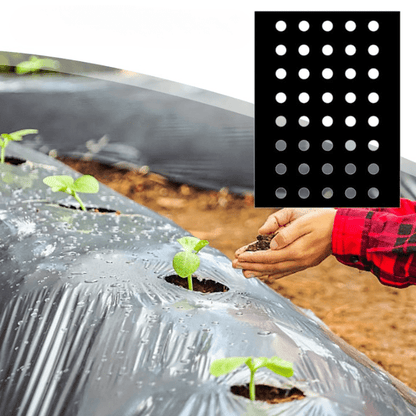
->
[232, 208, 337, 281]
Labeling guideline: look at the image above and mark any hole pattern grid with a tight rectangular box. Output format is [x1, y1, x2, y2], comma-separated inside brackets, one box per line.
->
[255, 11, 400, 207]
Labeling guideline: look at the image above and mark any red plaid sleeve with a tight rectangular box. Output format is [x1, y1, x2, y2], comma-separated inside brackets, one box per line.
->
[332, 198, 416, 288]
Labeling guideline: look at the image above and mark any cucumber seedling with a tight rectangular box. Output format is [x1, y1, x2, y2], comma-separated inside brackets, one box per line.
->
[0, 129, 38, 164]
[43, 174, 99, 211]
[172, 237, 209, 291]
[210, 356, 294, 401]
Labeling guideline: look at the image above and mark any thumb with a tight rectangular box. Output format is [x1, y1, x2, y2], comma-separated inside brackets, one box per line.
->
[270, 220, 306, 250]
[259, 208, 295, 235]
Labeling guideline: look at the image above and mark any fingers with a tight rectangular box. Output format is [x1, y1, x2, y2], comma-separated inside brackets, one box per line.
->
[232, 257, 300, 274]
[258, 209, 292, 235]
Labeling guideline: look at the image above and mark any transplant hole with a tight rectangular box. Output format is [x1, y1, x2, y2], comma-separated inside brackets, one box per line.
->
[322, 20, 333, 31]
[299, 68, 310, 79]
[322, 163, 333, 175]
[368, 140, 379, 151]
[276, 116, 287, 127]
[276, 187, 287, 199]
[368, 116, 379, 127]
[322, 92, 333, 103]
[165, 275, 229, 294]
[368, 187, 379, 199]
[322, 68, 333, 79]
[57, 204, 121, 214]
[276, 140, 287, 151]
[299, 92, 310, 103]
[345, 163, 356, 175]
[299, 45, 310, 56]
[369, 68, 379, 79]
[276, 45, 287, 56]
[275, 21, 287, 31]
[345, 68, 356, 79]
[299, 20, 310, 31]
[322, 45, 333, 55]
[369, 45, 379, 56]
[299, 187, 310, 199]
[322, 187, 333, 199]
[322, 140, 333, 151]
[345, 116, 356, 127]
[345, 93, 356, 103]
[299, 116, 309, 127]
[345, 20, 356, 32]
[230, 385, 305, 405]
[298, 140, 310, 151]
[275, 93, 287, 103]
[368, 92, 379, 103]
[298, 163, 310, 174]
[275, 163, 287, 175]
[345, 187, 356, 199]
[345, 45, 356, 56]
[275, 68, 287, 79]
[369, 21, 379, 32]
[345, 140, 356, 151]
[368, 163, 379, 174]
[4, 157, 26, 165]
[322, 116, 333, 127]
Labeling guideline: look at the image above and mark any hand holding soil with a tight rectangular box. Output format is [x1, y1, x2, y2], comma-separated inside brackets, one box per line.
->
[232, 208, 337, 281]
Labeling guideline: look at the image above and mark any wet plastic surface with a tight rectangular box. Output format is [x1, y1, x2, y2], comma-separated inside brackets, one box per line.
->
[1, 143, 416, 415]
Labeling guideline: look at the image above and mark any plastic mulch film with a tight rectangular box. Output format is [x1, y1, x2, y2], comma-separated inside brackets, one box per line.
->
[0, 143, 416, 416]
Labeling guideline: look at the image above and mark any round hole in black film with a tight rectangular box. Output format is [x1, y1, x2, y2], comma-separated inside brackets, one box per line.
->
[276, 187, 287, 199]
[345, 45, 356, 56]
[368, 116, 379, 127]
[322, 140, 333, 151]
[345, 93, 356, 103]
[322, 20, 333, 32]
[275, 163, 287, 175]
[322, 45, 333, 56]
[345, 68, 356, 79]
[368, 92, 379, 103]
[345, 163, 356, 175]
[345, 20, 356, 32]
[368, 163, 379, 175]
[275, 140, 287, 151]
[275, 45, 287, 56]
[322, 187, 333, 199]
[275, 68, 287, 79]
[322, 92, 333, 103]
[298, 163, 310, 175]
[322, 116, 333, 127]
[368, 187, 379, 199]
[298, 20, 310, 31]
[275, 116, 287, 127]
[322, 163, 333, 175]
[368, 20, 379, 32]
[299, 92, 310, 103]
[345, 116, 356, 127]
[368, 45, 379, 56]
[299, 187, 310, 199]
[298, 44, 310, 56]
[298, 68, 310, 79]
[322, 68, 333, 79]
[368, 68, 379, 79]
[275, 93, 287, 103]
[345, 187, 356, 199]
[298, 140, 310, 151]
[345, 140, 356, 151]
[275, 21, 287, 31]
[299, 116, 309, 127]
[368, 140, 379, 151]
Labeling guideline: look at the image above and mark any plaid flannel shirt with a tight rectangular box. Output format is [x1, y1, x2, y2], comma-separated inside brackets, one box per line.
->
[332, 198, 416, 288]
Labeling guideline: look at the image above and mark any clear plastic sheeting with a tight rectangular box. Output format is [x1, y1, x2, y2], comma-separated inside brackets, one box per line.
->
[1, 143, 416, 416]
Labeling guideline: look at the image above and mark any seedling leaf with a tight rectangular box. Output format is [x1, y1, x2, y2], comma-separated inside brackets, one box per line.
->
[43, 175, 74, 191]
[194, 239, 209, 253]
[72, 175, 99, 193]
[173, 251, 200, 278]
[254, 357, 294, 378]
[9, 129, 38, 140]
[177, 236, 201, 252]
[209, 357, 251, 377]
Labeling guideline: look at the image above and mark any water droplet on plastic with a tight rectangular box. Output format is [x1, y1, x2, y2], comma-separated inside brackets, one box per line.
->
[84, 279, 98, 283]
[258, 331, 272, 336]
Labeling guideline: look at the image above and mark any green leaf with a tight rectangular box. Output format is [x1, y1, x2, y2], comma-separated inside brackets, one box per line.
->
[194, 239, 209, 253]
[173, 251, 200, 277]
[253, 357, 294, 378]
[72, 175, 99, 193]
[9, 129, 38, 141]
[43, 175, 74, 191]
[177, 236, 201, 252]
[209, 357, 251, 377]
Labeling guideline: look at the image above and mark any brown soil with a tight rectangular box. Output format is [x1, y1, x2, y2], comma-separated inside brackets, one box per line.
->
[57, 156, 416, 391]
[231, 384, 305, 404]
[165, 274, 229, 293]
[245, 233, 277, 252]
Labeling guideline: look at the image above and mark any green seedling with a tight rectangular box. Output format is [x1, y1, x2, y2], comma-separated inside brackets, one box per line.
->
[210, 356, 294, 401]
[43, 175, 99, 211]
[172, 236, 209, 291]
[0, 129, 38, 163]
[16, 56, 59, 74]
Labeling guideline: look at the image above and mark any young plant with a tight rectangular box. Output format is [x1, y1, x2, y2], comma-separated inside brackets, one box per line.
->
[172, 237, 209, 291]
[210, 356, 294, 401]
[0, 129, 38, 163]
[43, 175, 99, 211]
[15, 56, 59, 74]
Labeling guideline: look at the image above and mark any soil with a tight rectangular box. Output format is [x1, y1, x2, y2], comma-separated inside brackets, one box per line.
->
[231, 384, 305, 404]
[56, 156, 416, 391]
[165, 274, 229, 293]
[245, 233, 277, 252]
[57, 203, 121, 214]
[5, 156, 26, 165]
